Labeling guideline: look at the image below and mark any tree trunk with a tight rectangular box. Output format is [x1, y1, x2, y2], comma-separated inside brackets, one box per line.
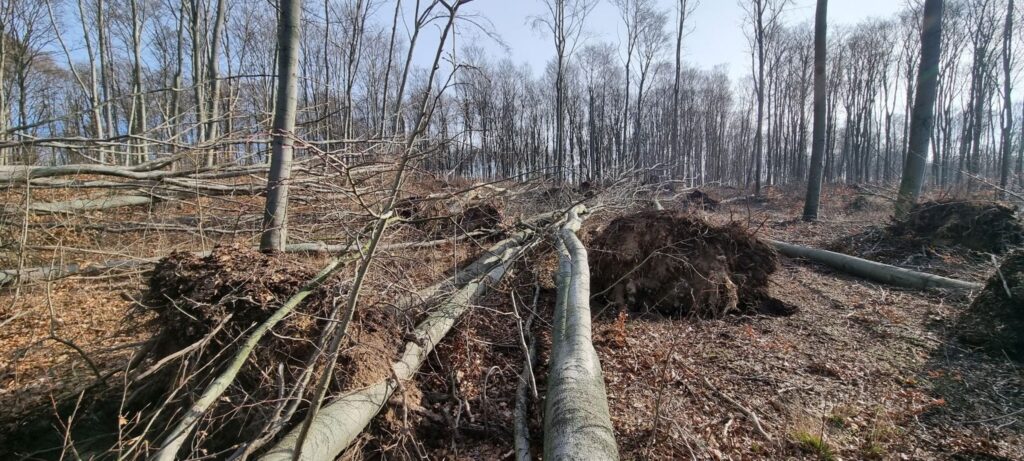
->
[802, 0, 827, 221]
[998, 0, 1014, 195]
[768, 239, 980, 291]
[543, 207, 619, 460]
[895, 0, 944, 217]
[260, 0, 302, 252]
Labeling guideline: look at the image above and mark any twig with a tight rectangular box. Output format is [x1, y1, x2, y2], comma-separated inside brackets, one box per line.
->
[702, 377, 773, 442]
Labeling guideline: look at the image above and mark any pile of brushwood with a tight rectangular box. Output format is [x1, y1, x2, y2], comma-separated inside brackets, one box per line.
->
[680, 189, 720, 211]
[891, 200, 1023, 253]
[832, 200, 1024, 269]
[958, 250, 1024, 361]
[395, 196, 503, 237]
[589, 210, 793, 318]
[137, 245, 400, 455]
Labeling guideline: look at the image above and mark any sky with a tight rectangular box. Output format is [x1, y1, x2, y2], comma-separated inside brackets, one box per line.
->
[438, 0, 908, 81]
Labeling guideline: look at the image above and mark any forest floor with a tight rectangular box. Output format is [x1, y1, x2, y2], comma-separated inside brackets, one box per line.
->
[0, 178, 1022, 460]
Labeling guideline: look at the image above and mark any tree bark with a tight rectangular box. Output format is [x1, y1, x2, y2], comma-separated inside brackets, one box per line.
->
[543, 206, 619, 461]
[768, 239, 981, 291]
[895, 0, 944, 217]
[998, 0, 1014, 195]
[260, 0, 302, 252]
[802, 0, 827, 221]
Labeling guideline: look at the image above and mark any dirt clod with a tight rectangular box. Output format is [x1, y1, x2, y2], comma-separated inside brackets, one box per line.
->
[957, 251, 1024, 361]
[681, 189, 720, 211]
[589, 210, 791, 318]
[892, 200, 1023, 253]
[396, 196, 502, 236]
[142, 245, 398, 449]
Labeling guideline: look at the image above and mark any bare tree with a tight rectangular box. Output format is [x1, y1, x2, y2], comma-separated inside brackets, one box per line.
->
[671, 0, 697, 179]
[999, 0, 1014, 194]
[803, 0, 828, 221]
[260, 0, 303, 252]
[896, 0, 945, 217]
[742, 0, 790, 196]
[535, 0, 596, 183]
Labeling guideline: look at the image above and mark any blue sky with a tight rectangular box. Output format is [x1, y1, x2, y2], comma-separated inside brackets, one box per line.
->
[439, 0, 907, 80]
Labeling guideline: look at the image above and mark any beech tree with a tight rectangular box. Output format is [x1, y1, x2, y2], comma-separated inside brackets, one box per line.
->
[896, 0, 945, 217]
[802, 0, 828, 221]
[260, 0, 303, 252]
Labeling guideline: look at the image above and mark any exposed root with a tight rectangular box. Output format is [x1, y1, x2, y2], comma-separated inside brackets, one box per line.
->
[957, 251, 1024, 361]
[891, 200, 1023, 253]
[590, 210, 789, 318]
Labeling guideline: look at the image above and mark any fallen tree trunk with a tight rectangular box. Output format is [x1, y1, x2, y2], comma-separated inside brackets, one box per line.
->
[259, 246, 521, 461]
[0, 216, 527, 288]
[767, 239, 983, 291]
[20, 195, 155, 214]
[255, 209, 574, 460]
[544, 206, 619, 460]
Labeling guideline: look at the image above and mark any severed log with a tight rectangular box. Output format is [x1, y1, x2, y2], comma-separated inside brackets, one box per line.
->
[0, 234, 484, 287]
[0, 259, 153, 286]
[766, 239, 983, 291]
[19, 195, 155, 214]
[544, 206, 619, 461]
[259, 246, 521, 461]
[257, 209, 572, 461]
[513, 289, 538, 461]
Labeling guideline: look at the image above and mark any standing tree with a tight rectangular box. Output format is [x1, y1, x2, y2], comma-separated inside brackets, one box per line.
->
[742, 0, 789, 196]
[998, 0, 1014, 195]
[671, 0, 697, 179]
[612, 0, 653, 169]
[260, 0, 303, 252]
[535, 0, 597, 183]
[802, 0, 827, 221]
[895, 0, 944, 217]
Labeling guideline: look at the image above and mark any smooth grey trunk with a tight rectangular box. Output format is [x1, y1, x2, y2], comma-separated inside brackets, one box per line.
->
[205, 0, 228, 154]
[129, 0, 148, 162]
[543, 207, 618, 461]
[20, 195, 153, 214]
[191, 0, 207, 147]
[768, 239, 979, 291]
[895, 0, 944, 217]
[802, 0, 827, 221]
[998, 0, 1013, 194]
[260, 0, 302, 252]
[260, 235, 529, 461]
[670, 0, 691, 176]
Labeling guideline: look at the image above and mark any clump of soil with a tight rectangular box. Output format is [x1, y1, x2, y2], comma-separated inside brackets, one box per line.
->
[396, 196, 503, 236]
[892, 200, 1023, 253]
[680, 189, 720, 211]
[957, 251, 1024, 361]
[845, 194, 891, 213]
[589, 210, 792, 318]
[141, 245, 399, 449]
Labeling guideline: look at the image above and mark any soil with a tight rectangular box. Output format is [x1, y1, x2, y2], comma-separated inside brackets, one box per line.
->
[589, 210, 789, 318]
[93, 245, 399, 455]
[844, 194, 891, 213]
[891, 200, 1024, 253]
[680, 189, 720, 211]
[396, 197, 503, 237]
[3, 182, 1024, 461]
[956, 250, 1024, 361]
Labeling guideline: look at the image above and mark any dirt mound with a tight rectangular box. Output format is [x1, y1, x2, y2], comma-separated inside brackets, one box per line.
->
[589, 211, 792, 318]
[892, 200, 1023, 253]
[141, 245, 399, 448]
[396, 196, 503, 236]
[844, 194, 891, 213]
[957, 251, 1024, 361]
[680, 189, 720, 211]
